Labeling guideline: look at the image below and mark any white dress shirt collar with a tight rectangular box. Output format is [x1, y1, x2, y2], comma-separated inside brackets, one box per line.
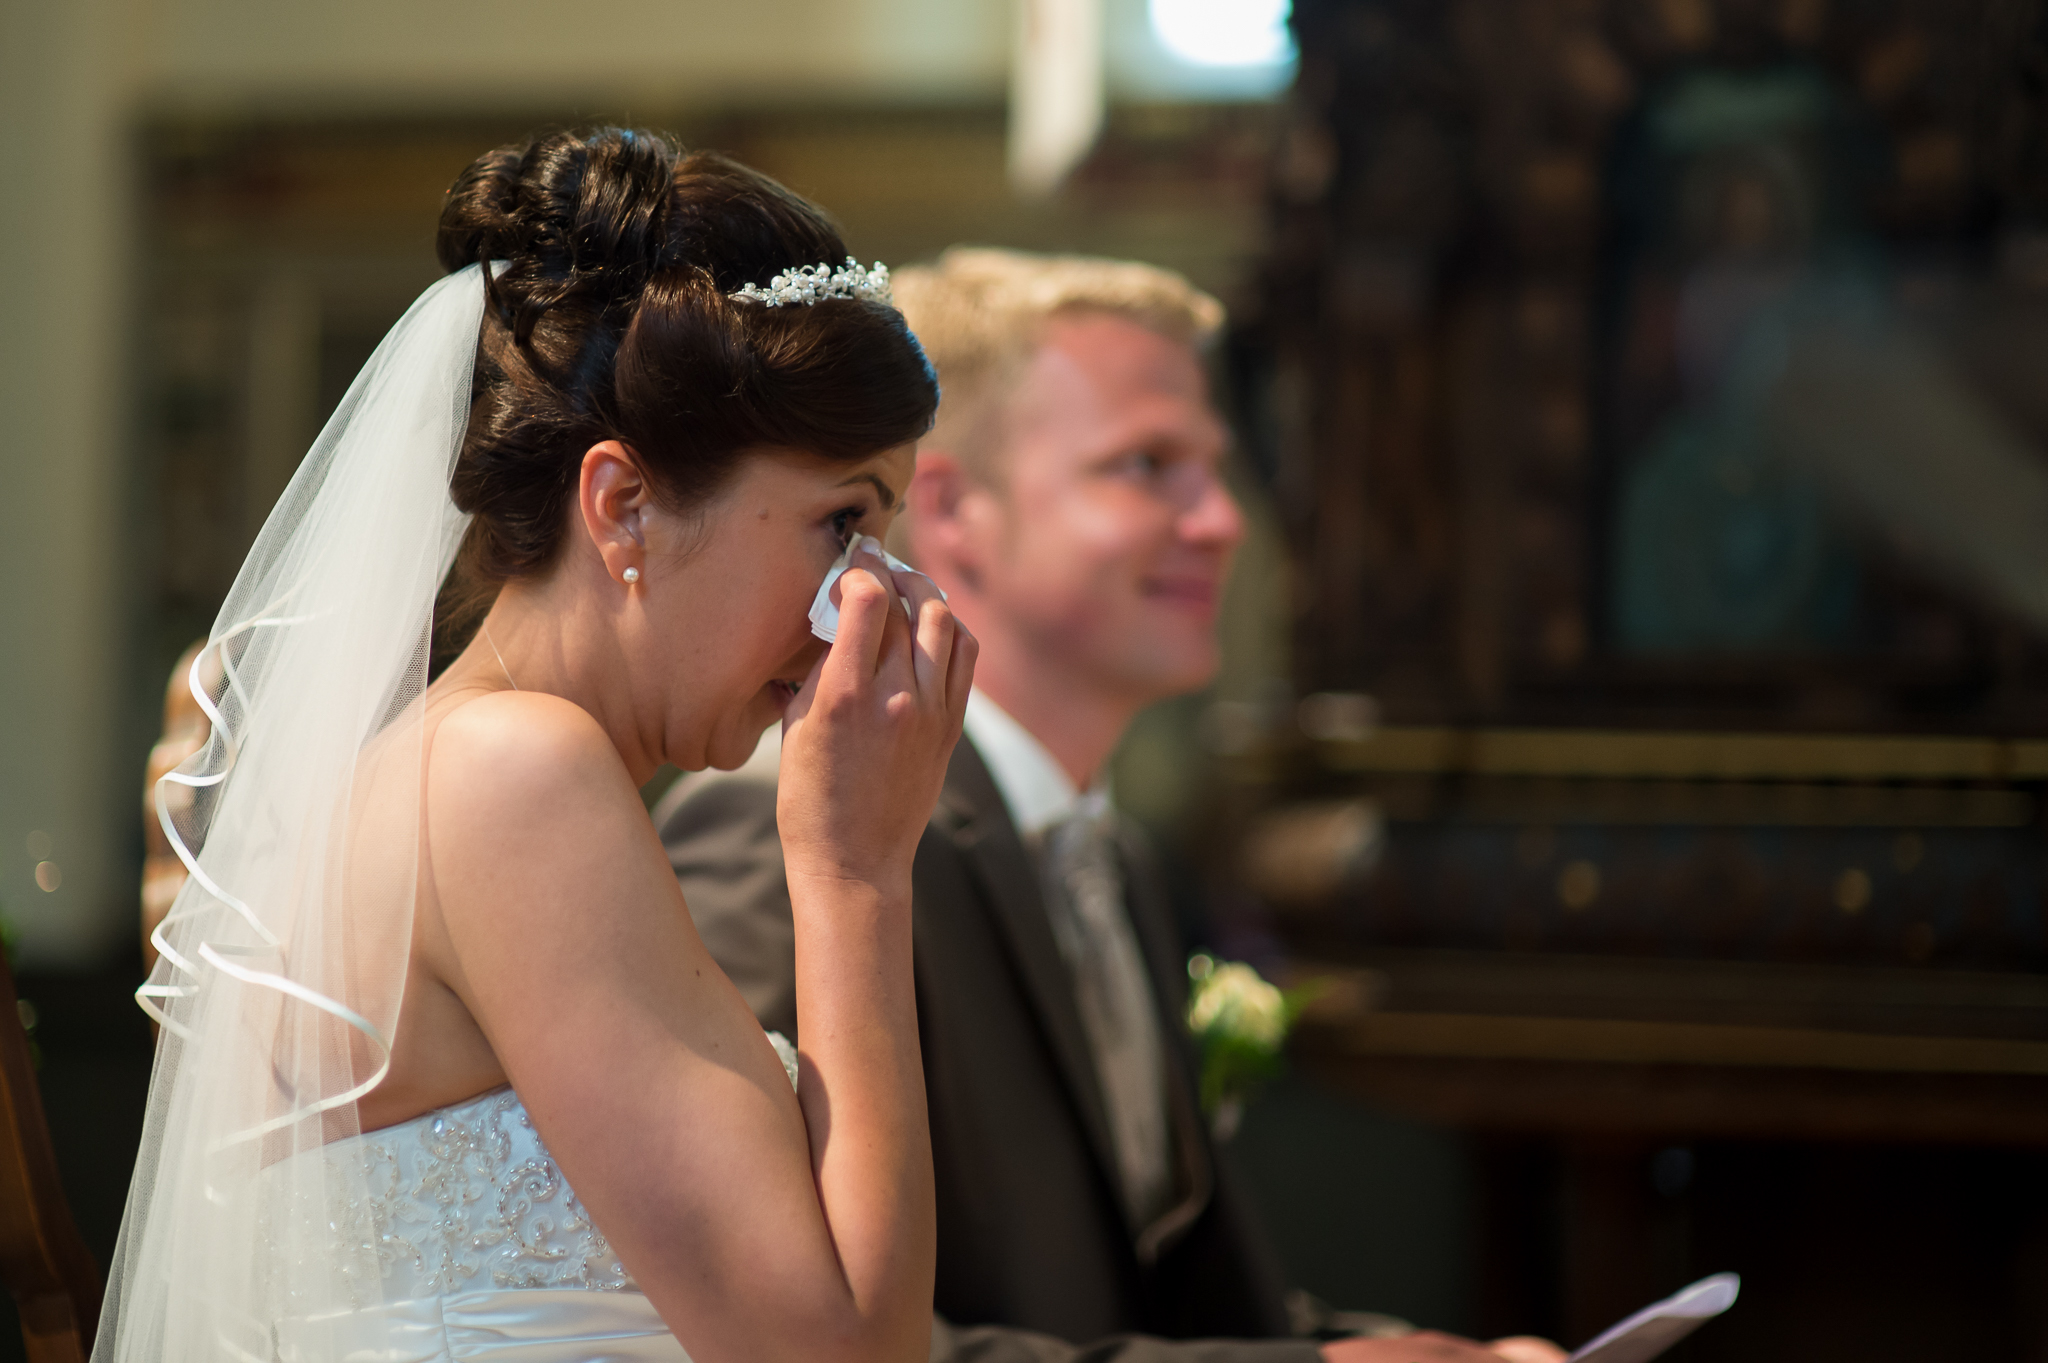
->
[962, 689, 1108, 842]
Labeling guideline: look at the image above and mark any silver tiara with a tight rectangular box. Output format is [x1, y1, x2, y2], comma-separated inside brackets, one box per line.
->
[731, 256, 893, 307]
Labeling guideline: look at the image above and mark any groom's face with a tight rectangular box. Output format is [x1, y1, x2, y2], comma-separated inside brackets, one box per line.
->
[948, 313, 1243, 706]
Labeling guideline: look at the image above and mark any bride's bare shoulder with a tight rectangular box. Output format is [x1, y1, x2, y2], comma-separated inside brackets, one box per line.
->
[426, 691, 637, 831]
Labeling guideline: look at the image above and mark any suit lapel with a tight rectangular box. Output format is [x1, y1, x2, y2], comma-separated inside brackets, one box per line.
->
[931, 741, 1122, 1200]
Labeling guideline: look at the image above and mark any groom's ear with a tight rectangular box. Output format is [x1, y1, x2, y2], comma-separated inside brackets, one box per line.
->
[913, 448, 999, 597]
[904, 449, 984, 594]
[577, 441, 652, 585]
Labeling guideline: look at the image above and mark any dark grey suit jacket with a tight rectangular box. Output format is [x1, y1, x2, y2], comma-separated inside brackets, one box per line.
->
[655, 738, 1318, 1363]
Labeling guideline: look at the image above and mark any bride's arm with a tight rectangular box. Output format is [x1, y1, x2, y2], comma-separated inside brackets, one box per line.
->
[776, 561, 967, 1359]
[424, 563, 970, 1363]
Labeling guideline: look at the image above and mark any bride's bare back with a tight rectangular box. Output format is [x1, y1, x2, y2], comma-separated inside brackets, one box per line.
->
[346, 682, 687, 1134]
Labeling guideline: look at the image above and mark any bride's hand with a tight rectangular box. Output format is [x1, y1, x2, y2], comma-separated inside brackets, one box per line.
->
[777, 538, 976, 894]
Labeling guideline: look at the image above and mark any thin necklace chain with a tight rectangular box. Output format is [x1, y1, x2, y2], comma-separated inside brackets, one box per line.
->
[480, 623, 519, 691]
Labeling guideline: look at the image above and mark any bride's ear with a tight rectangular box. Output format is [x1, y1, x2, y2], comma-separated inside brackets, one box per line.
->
[578, 441, 652, 586]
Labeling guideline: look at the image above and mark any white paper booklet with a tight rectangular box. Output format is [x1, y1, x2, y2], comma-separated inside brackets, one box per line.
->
[1567, 1272, 1740, 1363]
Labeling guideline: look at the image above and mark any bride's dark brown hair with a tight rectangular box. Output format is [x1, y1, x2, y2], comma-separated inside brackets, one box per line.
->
[432, 127, 937, 653]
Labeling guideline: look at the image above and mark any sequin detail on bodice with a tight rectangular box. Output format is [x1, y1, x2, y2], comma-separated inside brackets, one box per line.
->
[316, 1032, 800, 1305]
[328, 1087, 636, 1301]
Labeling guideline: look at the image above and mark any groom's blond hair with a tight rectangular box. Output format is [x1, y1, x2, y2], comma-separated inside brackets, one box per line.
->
[891, 248, 1224, 486]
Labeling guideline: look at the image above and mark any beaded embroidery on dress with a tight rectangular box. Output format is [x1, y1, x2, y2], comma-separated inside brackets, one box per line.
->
[258, 1033, 801, 1363]
[319, 1032, 800, 1303]
[324, 1087, 636, 1301]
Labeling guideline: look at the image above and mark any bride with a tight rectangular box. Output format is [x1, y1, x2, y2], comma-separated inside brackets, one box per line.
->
[96, 129, 972, 1363]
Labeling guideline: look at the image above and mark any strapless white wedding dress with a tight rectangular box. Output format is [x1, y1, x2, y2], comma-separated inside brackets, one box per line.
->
[268, 1034, 800, 1363]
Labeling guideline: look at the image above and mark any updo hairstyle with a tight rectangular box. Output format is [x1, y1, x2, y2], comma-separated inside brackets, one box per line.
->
[433, 127, 937, 645]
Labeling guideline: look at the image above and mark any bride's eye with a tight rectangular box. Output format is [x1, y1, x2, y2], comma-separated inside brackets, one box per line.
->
[830, 506, 867, 545]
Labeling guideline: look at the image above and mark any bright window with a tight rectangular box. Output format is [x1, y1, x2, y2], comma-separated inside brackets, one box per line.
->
[1147, 0, 1295, 68]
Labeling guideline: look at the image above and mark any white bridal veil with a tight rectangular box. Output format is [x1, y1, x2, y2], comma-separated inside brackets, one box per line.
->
[95, 265, 489, 1362]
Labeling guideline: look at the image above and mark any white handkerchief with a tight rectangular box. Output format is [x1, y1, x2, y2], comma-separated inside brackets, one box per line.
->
[809, 535, 948, 643]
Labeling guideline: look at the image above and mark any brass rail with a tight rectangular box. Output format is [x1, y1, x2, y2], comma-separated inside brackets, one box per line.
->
[1318, 727, 2048, 783]
[1313, 1011, 2048, 1075]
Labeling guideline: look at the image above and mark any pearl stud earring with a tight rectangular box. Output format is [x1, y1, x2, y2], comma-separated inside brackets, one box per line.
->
[622, 567, 641, 585]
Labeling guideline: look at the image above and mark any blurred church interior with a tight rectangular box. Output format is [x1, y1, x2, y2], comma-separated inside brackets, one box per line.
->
[6, 0, 2048, 1358]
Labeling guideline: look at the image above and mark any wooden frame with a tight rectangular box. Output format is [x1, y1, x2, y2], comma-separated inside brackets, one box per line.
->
[0, 956, 101, 1363]
[1264, 0, 2048, 732]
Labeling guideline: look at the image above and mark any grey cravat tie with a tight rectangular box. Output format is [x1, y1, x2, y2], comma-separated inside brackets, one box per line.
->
[1040, 793, 1175, 1230]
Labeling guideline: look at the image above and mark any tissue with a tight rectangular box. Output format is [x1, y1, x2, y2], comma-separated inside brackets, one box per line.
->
[809, 535, 948, 643]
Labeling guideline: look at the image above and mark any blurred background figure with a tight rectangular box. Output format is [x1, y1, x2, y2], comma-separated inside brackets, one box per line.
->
[13, 1, 2048, 1360]
[137, 640, 210, 973]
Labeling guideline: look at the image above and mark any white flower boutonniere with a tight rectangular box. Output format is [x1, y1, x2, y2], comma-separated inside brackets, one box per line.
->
[1185, 954, 1322, 1140]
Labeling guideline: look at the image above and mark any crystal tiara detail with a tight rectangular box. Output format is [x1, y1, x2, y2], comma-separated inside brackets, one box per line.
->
[731, 256, 893, 307]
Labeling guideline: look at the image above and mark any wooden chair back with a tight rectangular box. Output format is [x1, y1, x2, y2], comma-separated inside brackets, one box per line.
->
[0, 956, 101, 1362]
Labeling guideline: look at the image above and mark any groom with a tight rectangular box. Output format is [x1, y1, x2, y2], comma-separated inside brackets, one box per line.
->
[656, 250, 1558, 1363]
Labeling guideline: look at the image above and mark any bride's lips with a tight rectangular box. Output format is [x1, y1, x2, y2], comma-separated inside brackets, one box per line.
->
[769, 678, 804, 712]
